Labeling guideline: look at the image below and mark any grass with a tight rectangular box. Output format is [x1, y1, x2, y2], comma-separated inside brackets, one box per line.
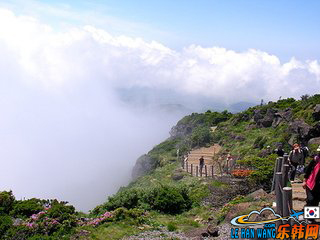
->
[78, 222, 143, 240]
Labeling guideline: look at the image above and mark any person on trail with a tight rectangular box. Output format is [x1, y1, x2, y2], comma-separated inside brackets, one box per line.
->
[274, 144, 285, 157]
[199, 156, 204, 175]
[303, 146, 320, 210]
[266, 146, 272, 155]
[289, 143, 305, 182]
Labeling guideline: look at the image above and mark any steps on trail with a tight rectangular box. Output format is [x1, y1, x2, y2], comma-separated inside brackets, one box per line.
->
[186, 145, 221, 166]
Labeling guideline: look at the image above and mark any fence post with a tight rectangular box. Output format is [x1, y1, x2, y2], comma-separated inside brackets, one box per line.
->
[283, 187, 293, 234]
[191, 164, 193, 176]
[282, 164, 290, 187]
[186, 162, 189, 173]
[282, 187, 292, 218]
[205, 165, 208, 177]
[271, 158, 280, 192]
[275, 172, 283, 216]
[283, 154, 289, 165]
[196, 166, 199, 177]
[276, 157, 283, 172]
[211, 165, 214, 178]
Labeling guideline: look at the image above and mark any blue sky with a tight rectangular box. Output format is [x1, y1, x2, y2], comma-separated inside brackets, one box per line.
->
[2, 0, 320, 61]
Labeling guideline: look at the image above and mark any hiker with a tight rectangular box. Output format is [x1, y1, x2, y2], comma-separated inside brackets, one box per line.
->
[226, 153, 233, 174]
[199, 156, 204, 175]
[274, 144, 285, 157]
[288, 143, 305, 182]
[303, 146, 320, 210]
[266, 146, 272, 155]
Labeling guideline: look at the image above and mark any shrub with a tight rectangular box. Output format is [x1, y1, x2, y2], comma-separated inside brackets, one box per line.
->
[191, 126, 213, 147]
[0, 190, 15, 214]
[167, 222, 177, 231]
[113, 207, 146, 224]
[239, 154, 277, 189]
[144, 185, 192, 214]
[11, 198, 44, 218]
[46, 200, 76, 223]
[0, 215, 13, 236]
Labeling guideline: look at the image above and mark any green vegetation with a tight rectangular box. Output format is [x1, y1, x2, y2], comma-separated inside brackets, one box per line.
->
[2, 94, 320, 239]
[92, 184, 192, 215]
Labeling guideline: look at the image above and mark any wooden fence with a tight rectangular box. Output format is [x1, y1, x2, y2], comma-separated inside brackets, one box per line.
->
[273, 154, 293, 229]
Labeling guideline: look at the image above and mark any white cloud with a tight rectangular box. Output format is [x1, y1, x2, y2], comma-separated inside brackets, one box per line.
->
[2, 7, 319, 103]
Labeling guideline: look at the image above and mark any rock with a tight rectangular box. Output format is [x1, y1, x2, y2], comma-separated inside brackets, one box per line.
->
[13, 218, 23, 226]
[253, 110, 264, 123]
[289, 120, 312, 140]
[235, 135, 246, 141]
[132, 154, 159, 179]
[232, 113, 250, 125]
[258, 108, 276, 127]
[201, 232, 209, 237]
[313, 104, 320, 121]
[171, 173, 184, 181]
[245, 124, 257, 130]
[248, 189, 268, 200]
[308, 137, 320, 146]
[288, 134, 299, 146]
[225, 202, 252, 222]
[207, 225, 219, 237]
[308, 122, 320, 140]
[272, 108, 293, 127]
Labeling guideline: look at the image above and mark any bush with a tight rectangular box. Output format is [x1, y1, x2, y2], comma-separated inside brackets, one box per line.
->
[144, 185, 192, 214]
[113, 208, 146, 224]
[0, 190, 15, 214]
[191, 126, 213, 147]
[0, 215, 13, 236]
[167, 222, 177, 231]
[238, 154, 277, 189]
[11, 198, 44, 218]
[93, 185, 193, 215]
[46, 200, 76, 223]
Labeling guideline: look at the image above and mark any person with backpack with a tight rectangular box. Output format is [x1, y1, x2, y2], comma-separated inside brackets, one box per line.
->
[303, 146, 320, 215]
[289, 143, 305, 182]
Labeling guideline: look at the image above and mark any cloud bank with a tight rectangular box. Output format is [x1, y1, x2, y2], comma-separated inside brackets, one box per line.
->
[0, 8, 319, 210]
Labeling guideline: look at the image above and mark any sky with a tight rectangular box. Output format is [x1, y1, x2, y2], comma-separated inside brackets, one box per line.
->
[0, 0, 319, 211]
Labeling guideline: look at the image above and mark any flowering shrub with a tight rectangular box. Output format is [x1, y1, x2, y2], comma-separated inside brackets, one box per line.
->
[231, 169, 254, 177]
[78, 211, 113, 227]
[11, 198, 44, 218]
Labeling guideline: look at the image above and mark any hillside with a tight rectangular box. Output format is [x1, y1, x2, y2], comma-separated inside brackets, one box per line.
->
[1, 94, 320, 239]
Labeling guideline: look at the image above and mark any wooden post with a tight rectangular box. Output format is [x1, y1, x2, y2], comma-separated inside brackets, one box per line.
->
[211, 165, 214, 178]
[283, 187, 293, 233]
[283, 154, 289, 165]
[271, 158, 279, 192]
[282, 187, 292, 218]
[282, 164, 290, 187]
[276, 157, 283, 172]
[275, 172, 283, 216]
[196, 166, 199, 177]
[186, 162, 189, 173]
[205, 165, 208, 177]
[191, 164, 193, 176]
